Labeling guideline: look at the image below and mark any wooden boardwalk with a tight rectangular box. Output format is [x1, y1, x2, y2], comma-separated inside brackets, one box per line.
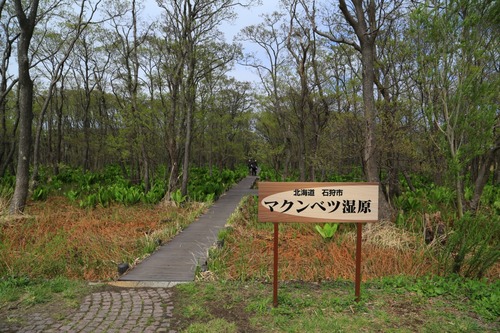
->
[118, 176, 258, 283]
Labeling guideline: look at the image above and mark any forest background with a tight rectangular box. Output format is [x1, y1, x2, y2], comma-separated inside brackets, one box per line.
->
[0, 0, 499, 281]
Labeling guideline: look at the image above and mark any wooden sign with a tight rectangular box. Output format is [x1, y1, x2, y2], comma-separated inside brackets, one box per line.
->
[258, 182, 379, 223]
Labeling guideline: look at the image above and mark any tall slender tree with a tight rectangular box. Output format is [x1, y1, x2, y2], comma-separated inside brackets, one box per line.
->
[239, 11, 293, 178]
[10, 0, 39, 213]
[410, 0, 500, 217]
[312, 0, 399, 219]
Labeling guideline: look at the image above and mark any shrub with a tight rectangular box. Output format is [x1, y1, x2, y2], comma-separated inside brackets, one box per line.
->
[438, 211, 500, 278]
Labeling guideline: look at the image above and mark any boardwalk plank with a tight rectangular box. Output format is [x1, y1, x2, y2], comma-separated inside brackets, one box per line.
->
[119, 176, 257, 282]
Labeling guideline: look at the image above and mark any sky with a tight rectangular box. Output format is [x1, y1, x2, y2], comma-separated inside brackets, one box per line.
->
[142, 0, 282, 84]
[221, 1, 282, 83]
[5, 1, 281, 85]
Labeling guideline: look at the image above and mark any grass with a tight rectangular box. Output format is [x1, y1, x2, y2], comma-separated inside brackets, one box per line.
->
[171, 278, 499, 332]
[0, 193, 498, 332]
[0, 275, 90, 317]
[170, 195, 499, 332]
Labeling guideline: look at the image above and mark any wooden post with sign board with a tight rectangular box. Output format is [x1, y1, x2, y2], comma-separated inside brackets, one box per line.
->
[258, 182, 379, 306]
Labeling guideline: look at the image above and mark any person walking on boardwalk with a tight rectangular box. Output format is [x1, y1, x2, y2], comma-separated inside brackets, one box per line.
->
[249, 159, 258, 176]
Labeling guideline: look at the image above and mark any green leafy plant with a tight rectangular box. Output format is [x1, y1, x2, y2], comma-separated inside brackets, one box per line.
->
[204, 192, 215, 203]
[65, 189, 79, 202]
[315, 223, 339, 240]
[96, 187, 111, 207]
[79, 194, 97, 209]
[142, 183, 165, 204]
[111, 185, 126, 203]
[428, 185, 455, 210]
[0, 184, 14, 199]
[32, 186, 49, 201]
[466, 279, 500, 321]
[124, 187, 143, 206]
[171, 189, 187, 206]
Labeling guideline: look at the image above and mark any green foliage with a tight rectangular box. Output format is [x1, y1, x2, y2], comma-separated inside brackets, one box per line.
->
[254, 165, 364, 182]
[0, 275, 30, 303]
[466, 279, 500, 321]
[183, 319, 237, 333]
[175, 278, 497, 332]
[1, 165, 244, 208]
[481, 185, 500, 214]
[0, 184, 14, 199]
[393, 185, 458, 232]
[440, 211, 500, 278]
[375, 275, 500, 321]
[326, 166, 364, 182]
[122, 186, 143, 206]
[186, 167, 245, 202]
[32, 186, 50, 201]
[427, 185, 455, 210]
[79, 193, 97, 209]
[143, 183, 165, 204]
[0, 174, 15, 188]
[204, 193, 215, 203]
[315, 223, 339, 240]
[256, 166, 282, 181]
[171, 189, 187, 206]
[53, 165, 78, 183]
[96, 187, 112, 207]
[393, 181, 499, 279]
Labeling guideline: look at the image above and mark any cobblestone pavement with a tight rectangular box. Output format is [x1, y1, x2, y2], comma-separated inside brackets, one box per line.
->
[0, 288, 176, 333]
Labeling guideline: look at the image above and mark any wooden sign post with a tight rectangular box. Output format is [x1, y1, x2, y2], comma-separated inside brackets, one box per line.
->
[258, 182, 379, 306]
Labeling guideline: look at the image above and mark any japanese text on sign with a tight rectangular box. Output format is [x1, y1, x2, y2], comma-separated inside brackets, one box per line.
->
[258, 182, 379, 223]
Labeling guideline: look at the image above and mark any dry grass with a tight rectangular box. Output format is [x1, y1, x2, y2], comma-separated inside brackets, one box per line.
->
[213, 195, 498, 282]
[218, 225, 436, 282]
[1, 194, 497, 283]
[0, 196, 208, 281]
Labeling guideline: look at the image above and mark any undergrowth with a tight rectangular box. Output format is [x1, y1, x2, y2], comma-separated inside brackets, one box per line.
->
[208, 195, 438, 282]
[0, 198, 208, 280]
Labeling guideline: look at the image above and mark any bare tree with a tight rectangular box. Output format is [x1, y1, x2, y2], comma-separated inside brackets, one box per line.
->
[30, 0, 100, 190]
[285, 0, 312, 181]
[106, 0, 154, 189]
[285, 0, 332, 181]
[239, 11, 293, 179]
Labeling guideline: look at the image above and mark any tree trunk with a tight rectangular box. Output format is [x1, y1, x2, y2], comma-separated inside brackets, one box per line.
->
[10, 0, 38, 214]
[338, 0, 393, 220]
[54, 85, 64, 175]
[360, 38, 378, 182]
[470, 129, 500, 212]
[181, 51, 196, 197]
